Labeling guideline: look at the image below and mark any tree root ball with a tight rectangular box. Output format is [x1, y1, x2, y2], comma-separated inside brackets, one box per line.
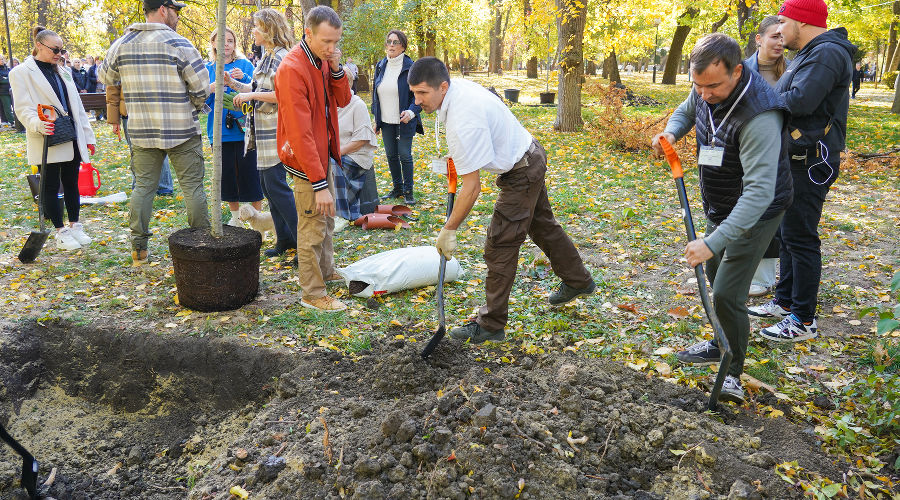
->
[168, 226, 262, 312]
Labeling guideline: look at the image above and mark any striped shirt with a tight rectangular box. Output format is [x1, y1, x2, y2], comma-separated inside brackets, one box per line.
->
[98, 23, 210, 149]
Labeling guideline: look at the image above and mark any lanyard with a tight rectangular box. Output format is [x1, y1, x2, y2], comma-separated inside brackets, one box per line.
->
[434, 116, 442, 152]
[706, 74, 752, 147]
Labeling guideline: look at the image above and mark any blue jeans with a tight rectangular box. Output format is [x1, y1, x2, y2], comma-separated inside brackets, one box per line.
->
[380, 123, 414, 193]
[259, 165, 297, 248]
[122, 115, 173, 194]
[775, 160, 839, 322]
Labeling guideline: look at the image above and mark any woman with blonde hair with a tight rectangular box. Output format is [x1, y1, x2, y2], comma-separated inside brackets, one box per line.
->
[10, 26, 97, 251]
[206, 26, 259, 225]
[227, 8, 297, 258]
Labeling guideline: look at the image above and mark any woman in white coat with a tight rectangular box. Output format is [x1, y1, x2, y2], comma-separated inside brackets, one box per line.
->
[10, 26, 97, 251]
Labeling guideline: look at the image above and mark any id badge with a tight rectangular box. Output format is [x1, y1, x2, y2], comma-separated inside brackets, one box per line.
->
[430, 156, 448, 174]
[698, 146, 724, 167]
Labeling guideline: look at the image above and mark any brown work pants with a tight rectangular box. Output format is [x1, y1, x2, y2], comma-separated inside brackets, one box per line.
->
[476, 140, 593, 331]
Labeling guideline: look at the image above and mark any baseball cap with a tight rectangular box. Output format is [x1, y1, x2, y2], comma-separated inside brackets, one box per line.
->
[144, 0, 187, 11]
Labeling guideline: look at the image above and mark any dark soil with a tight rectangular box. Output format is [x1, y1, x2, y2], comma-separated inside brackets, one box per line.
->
[1, 321, 843, 499]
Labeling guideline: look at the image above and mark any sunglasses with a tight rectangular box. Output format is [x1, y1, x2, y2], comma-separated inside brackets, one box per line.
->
[39, 41, 67, 56]
[385, 40, 403, 47]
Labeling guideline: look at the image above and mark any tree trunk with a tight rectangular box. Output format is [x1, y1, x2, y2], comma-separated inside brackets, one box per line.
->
[211, 0, 226, 237]
[585, 60, 596, 75]
[526, 56, 538, 78]
[489, 0, 503, 73]
[606, 51, 621, 83]
[737, 0, 758, 57]
[711, 13, 729, 32]
[662, 8, 696, 85]
[600, 55, 609, 79]
[35, 0, 50, 26]
[553, 0, 587, 132]
[424, 30, 436, 57]
[887, 5, 900, 72]
[892, 73, 900, 113]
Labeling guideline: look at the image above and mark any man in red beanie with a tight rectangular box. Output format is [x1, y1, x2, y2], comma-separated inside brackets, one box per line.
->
[748, 0, 856, 342]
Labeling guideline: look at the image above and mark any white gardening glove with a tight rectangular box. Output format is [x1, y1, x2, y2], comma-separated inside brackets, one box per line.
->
[435, 228, 457, 259]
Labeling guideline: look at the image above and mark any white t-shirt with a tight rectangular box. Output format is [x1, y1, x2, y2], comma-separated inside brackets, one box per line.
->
[338, 94, 377, 169]
[437, 78, 532, 176]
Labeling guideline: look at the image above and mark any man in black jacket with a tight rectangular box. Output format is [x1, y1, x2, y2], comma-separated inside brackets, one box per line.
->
[749, 0, 856, 342]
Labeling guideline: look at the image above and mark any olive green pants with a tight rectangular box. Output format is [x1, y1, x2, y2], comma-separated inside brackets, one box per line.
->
[705, 213, 784, 377]
[130, 135, 209, 251]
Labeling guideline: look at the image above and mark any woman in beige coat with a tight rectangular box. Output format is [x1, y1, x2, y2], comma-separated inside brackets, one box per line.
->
[10, 26, 97, 251]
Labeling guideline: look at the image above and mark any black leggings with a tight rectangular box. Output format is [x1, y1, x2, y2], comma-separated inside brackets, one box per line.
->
[41, 158, 80, 229]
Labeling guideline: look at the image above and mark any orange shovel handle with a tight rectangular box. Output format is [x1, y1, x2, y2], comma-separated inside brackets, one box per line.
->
[447, 158, 458, 194]
[659, 136, 682, 179]
[37, 104, 57, 123]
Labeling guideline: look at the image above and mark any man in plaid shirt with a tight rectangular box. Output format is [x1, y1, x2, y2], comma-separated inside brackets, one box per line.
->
[99, 0, 210, 265]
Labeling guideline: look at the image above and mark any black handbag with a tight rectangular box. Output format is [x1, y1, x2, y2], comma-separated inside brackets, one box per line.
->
[47, 107, 76, 147]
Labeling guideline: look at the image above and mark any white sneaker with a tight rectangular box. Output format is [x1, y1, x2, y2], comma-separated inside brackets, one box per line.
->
[227, 216, 243, 227]
[56, 228, 82, 251]
[747, 299, 791, 319]
[748, 284, 771, 297]
[758, 314, 818, 342]
[334, 218, 349, 233]
[69, 222, 92, 246]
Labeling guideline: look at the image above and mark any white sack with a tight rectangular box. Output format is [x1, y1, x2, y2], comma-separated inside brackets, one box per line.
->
[337, 246, 462, 298]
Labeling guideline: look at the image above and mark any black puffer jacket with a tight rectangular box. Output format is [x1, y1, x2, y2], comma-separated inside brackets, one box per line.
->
[776, 28, 856, 155]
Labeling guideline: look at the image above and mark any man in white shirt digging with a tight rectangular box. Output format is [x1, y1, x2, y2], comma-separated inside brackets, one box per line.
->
[408, 57, 595, 343]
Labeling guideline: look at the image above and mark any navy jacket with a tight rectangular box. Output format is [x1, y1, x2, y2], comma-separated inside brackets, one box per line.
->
[86, 64, 98, 93]
[742, 51, 790, 80]
[72, 67, 89, 92]
[775, 28, 856, 155]
[371, 54, 423, 137]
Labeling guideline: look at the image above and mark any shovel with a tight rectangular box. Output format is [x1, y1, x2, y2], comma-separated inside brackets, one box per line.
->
[18, 104, 58, 264]
[0, 423, 39, 499]
[421, 158, 458, 359]
[659, 136, 732, 412]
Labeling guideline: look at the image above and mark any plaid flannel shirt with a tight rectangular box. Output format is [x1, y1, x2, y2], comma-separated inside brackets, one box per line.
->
[99, 23, 210, 149]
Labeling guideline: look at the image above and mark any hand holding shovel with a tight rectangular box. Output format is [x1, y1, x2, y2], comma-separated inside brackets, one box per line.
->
[18, 104, 58, 263]
[421, 158, 458, 359]
[658, 136, 732, 412]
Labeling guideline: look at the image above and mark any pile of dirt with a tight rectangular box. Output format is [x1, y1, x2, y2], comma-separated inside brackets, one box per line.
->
[1, 322, 842, 499]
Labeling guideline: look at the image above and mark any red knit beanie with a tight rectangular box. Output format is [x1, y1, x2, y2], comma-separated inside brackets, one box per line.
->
[778, 0, 828, 28]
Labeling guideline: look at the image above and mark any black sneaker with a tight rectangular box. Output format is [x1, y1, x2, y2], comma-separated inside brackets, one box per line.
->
[380, 189, 402, 202]
[675, 340, 721, 365]
[403, 191, 416, 205]
[449, 321, 505, 343]
[549, 281, 597, 306]
[264, 241, 296, 258]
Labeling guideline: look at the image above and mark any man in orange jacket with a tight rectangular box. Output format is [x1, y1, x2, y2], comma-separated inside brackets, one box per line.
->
[275, 5, 351, 312]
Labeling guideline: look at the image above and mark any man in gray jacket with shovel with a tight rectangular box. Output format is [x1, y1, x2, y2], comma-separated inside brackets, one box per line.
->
[652, 33, 793, 403]
[408, 57, 595, 344]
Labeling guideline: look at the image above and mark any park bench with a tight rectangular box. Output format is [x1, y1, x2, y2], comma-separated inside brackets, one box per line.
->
[79, 93, 106, 114]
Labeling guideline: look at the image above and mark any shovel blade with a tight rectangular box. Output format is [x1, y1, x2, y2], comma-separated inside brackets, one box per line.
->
[421, 325, 445, 359]
[17, 230, 50, 264]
